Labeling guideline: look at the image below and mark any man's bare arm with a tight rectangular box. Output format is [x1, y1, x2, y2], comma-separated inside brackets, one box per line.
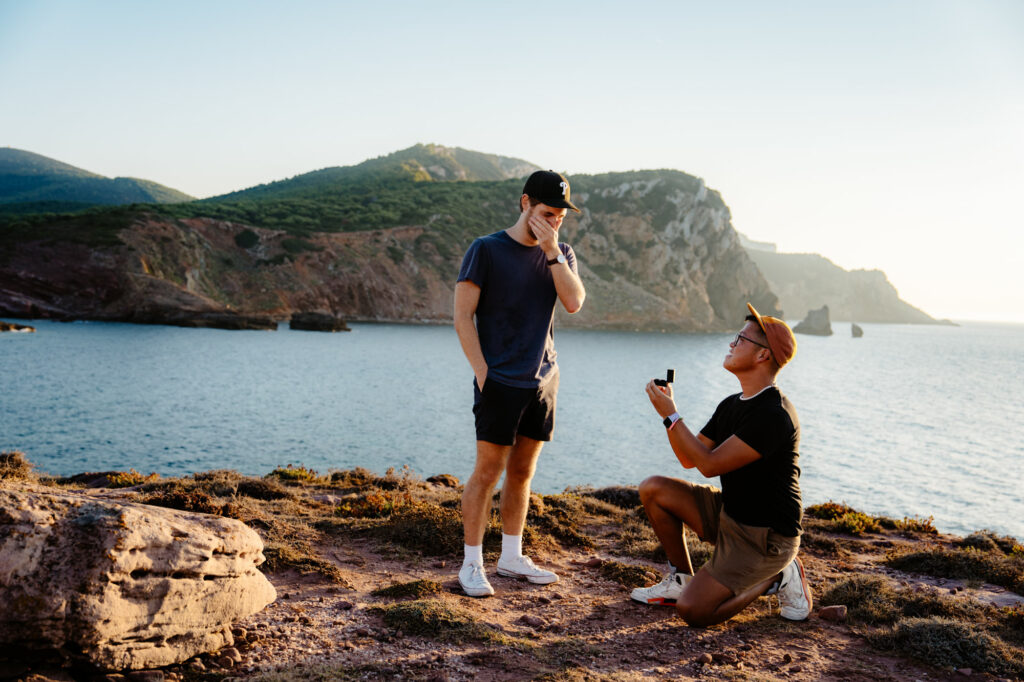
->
[646, 379, 762, 477]
[454, 281, 488, 389]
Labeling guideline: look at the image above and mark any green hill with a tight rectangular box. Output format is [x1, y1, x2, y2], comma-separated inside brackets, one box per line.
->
[209, 143, 539, 202]
[0, 148, 194, 213]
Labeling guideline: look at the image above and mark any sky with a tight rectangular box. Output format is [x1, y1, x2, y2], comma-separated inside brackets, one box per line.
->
[2, 1, 1022, 323]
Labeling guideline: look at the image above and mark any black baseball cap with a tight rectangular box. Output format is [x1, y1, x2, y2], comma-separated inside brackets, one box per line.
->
[522, 170, 580, 213]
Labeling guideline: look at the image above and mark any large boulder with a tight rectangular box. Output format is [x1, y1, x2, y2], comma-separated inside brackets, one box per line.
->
[793, 305, 833, 336]
[0, 485, 276, 671]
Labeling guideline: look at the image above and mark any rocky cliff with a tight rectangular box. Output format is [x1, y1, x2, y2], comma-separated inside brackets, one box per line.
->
[0, 162, 779, 332]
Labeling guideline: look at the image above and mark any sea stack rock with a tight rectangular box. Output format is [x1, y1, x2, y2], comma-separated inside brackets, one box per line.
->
[851, 323, 864, 338]
[289, 311, 351, 332]
[0, 320, 35, 333]
[793, 305, 833, 336]
[0, 485, 276, 671]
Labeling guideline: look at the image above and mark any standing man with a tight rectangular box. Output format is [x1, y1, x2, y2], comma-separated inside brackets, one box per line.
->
[453, 170, 586, 597]
[630, 304, 812, 625]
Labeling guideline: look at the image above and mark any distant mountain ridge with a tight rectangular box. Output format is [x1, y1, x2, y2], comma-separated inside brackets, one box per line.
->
[745, 248, 946, 324]
[0, 148, 193, 213]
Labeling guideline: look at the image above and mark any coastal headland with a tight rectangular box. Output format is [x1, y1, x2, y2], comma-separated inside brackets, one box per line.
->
[2, 453, 1022, 681]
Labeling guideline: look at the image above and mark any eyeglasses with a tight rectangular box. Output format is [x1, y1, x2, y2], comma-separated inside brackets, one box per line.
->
[733, 333, 770, 349]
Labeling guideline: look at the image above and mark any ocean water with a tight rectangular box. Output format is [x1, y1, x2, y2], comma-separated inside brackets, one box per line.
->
[2, 319, 1021, 540]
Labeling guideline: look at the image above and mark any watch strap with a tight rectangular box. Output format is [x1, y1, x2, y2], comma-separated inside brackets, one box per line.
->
[663, 412, 681, 429]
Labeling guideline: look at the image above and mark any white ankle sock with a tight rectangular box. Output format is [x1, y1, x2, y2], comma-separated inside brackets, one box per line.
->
[500, 533, 523, 561]
[464, 544, 483, 566]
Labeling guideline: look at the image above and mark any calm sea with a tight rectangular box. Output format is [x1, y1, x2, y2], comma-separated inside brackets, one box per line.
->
[2, 319, 1021, 540]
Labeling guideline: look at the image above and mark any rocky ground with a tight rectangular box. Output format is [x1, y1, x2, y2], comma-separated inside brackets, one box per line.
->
[3, 460, 1023, 681]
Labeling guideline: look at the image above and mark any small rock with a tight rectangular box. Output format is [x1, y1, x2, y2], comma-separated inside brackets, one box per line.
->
[432, 561, 447, 568]
[789, 665, 803, 673]
[231, 627, 247, 639]
[550, 592, 564, 600]
[957, 669, 973, 677]
[518, 614, 545, 628]
[711, 653, 736, 665]
[221, 647, 243, 664]
[782, 653, 793, 664]
[538, 595, 552, 604]
[697, 653, 713, 665]
[336, 600, 355, 610]
[216, 656, 235, 669]
[585, 557, 603, 568]
[740, 643, 753, 651]
[187, 660, 206, 672]
[818, 605, 848, 622]
[127, 672, 164, 682]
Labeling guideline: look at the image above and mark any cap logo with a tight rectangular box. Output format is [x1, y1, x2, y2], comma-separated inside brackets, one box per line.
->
[559, 181, 568, 197]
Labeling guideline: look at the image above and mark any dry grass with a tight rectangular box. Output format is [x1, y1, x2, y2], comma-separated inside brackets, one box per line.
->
[0, 451, 33, 481]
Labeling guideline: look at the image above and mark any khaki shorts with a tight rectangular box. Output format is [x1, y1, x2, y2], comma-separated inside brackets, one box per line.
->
[690, 483, 800, 595]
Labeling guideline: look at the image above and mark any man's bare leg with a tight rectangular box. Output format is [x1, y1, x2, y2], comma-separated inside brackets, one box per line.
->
[676, 569, 780, 627]
[638, 475, 707, 574]
[462, 440, 512, 544]
[498, 435, 543, 536]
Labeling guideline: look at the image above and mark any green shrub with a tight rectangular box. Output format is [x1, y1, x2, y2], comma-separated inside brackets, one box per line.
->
[959, 530, 1024, 556]
[371, 579, 443, 599]
[282, 237, 321, 254]
[336, 491, 418, 519]
[234, 229, 259, 248]
[869, 617, 1024, 676]
[599, 560, 657, 588]
[806, 501, 858, 520]
[237, 478, 292, 500]
[268, 464, 319, 484]
[820, 575, 901, 624]
[372, 599, 503, 643]
[330, 467, 378, 488]
[833, 511, 883, 535]
[263, 544, 351, 585]
[107, 469, 159, 488]
[363, 504, 500, 556]
[141, 489, 225, 516]
[886, 549, 1024, 595]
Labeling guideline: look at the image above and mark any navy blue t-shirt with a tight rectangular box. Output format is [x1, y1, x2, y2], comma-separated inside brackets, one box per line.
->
[457, 230, 577, 388]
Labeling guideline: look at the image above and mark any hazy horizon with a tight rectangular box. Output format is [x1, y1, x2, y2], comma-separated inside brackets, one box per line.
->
[2, 1, 1022, 323]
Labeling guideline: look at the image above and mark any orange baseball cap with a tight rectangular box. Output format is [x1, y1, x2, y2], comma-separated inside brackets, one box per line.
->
[746, 302, 797, 368]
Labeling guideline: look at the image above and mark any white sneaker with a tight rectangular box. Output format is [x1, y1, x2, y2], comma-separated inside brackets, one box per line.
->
[777, 557, 812, 620]
[459, 560, 495, 597]
[496, 555, 559, 585]
[630, 571, 691, 606]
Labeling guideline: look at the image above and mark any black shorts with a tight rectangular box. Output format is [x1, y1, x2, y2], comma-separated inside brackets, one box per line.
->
[473, 374, 559, 446]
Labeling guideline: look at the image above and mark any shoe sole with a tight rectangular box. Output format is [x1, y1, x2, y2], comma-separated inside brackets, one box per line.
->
[495, 568, 558, 585]
[459, 581, 494, 598]
[630, 595, 677, 606]
[779, 557, 812, 620]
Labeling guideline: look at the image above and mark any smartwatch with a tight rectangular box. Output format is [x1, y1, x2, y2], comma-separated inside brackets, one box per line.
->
[663, 412, 681, 429]
[547, 253, 567, 266]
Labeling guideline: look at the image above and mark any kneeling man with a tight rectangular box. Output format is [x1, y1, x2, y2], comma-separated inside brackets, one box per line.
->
[631, 303, 812, 626]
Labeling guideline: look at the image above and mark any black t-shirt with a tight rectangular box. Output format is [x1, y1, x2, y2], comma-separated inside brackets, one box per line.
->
[700, 387, 803, 536]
